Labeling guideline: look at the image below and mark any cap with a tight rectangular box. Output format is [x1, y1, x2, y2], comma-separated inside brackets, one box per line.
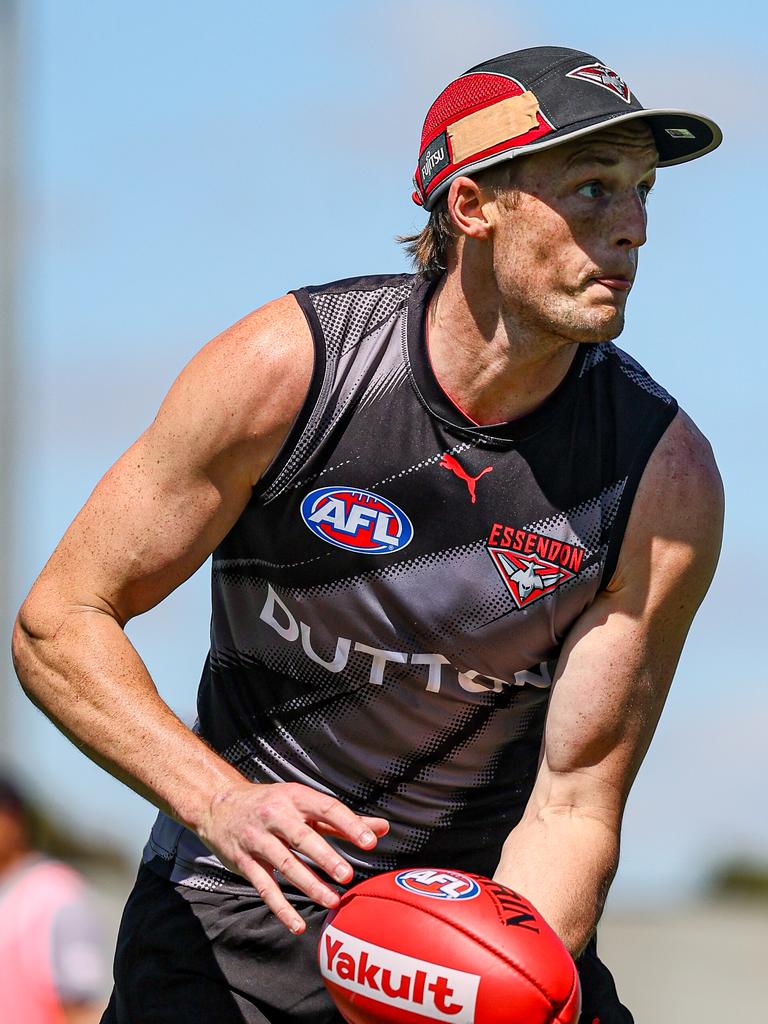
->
[412, 46, 722, 210]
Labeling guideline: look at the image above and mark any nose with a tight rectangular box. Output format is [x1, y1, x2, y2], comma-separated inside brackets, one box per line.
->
[614, 190, 648, 250]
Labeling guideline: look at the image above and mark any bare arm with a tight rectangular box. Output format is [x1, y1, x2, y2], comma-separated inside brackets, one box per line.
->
[494, 410, 724, 955]
[12, 295, 387, 933]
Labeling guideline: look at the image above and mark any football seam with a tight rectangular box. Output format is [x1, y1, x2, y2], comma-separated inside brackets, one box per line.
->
[352, 892, 567, 1010]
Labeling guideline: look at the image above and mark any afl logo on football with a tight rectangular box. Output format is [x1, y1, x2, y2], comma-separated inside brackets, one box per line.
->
[394, 869, 481, 901]
[301, 487, 413, 555]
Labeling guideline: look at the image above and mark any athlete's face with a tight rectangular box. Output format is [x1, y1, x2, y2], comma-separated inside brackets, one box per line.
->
[487, 122, 658, 343]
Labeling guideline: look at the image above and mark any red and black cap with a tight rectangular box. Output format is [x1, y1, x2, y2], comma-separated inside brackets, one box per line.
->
[412, 46, 722, 210]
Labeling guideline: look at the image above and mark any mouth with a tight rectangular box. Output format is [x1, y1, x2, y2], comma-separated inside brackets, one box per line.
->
[588, 274, 633, 292]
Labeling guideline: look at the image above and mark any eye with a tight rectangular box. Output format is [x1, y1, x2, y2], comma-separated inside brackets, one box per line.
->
[637, 181, 654, 204]
[576, 180, 606, 199]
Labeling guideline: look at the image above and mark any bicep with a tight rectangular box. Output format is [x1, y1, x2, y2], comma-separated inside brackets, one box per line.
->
[45, 423, 249, 622]
[530, 410, 724, 821]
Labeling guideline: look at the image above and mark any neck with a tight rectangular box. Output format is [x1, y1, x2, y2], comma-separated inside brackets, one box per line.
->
[427, 267, 578, 426]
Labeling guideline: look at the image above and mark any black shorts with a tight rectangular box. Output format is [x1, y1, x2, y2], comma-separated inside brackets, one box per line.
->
[102, 863, 633, 1024]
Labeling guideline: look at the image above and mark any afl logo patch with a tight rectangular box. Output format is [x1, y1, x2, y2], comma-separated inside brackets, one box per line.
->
[394, 869, 481, 901]
[300, 487, 413, 555]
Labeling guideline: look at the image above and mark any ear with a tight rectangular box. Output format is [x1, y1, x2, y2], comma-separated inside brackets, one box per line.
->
[446, 176, 495, 242]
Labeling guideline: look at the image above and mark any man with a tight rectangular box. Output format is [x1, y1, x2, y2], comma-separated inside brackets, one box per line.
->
[13, 46, 723, 1023]
[0, 774, 106, 1024]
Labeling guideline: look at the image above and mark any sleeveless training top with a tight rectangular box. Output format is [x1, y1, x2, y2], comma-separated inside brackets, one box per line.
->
[144, 272, 678, 894]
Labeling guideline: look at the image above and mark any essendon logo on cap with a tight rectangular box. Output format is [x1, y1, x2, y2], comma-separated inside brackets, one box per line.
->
[487, 523, 585, 609]
[566, 63, 632, 104]
[320, 925, 480, 1022]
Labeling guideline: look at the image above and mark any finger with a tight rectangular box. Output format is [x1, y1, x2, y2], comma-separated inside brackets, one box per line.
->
[315, 815, 390, 840]
[256, 833, 344, 906]
[361, 815, 390, 836]
[236, 858, 307, 935]
[294, 791, 389, 849]
[273, 820, 358, 886]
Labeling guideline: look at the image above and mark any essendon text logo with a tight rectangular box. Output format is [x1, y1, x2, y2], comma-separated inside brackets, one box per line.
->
[486, 523, 585, 609]
[566, 63, 632, 104]
[320, 925, 480, 1022]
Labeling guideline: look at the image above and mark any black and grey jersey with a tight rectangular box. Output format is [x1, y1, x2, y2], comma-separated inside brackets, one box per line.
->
[144, 272, 677, 893]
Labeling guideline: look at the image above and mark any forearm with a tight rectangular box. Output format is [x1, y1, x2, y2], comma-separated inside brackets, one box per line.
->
[13, 589, 389, 933]
[12, 603, 242, 834]
[493, 805, 619, 957]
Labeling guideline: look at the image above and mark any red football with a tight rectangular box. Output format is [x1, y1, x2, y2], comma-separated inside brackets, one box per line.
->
[318, 868, 580, 1024]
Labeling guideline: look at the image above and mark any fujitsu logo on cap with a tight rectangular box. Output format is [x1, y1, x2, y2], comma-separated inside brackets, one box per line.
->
[301, 487, 413, 555]
[566, 63, 632, 104]
[420, 132, 451, 188]
[320, 925, 480, 1022]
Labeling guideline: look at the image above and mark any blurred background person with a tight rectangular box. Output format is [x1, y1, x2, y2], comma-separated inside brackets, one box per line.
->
[0, 772, 106, 1024]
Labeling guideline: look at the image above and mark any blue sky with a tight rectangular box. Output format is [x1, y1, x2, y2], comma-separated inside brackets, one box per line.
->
[4, 0, 766, 902]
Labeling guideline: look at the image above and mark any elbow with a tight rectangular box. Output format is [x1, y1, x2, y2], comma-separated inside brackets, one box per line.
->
[13, 585, 122, 711]
[12, 595, 58, 706]
[509, 792, 624, 867]
[13, 604, 40, 700]
[536, 800, 623, 855]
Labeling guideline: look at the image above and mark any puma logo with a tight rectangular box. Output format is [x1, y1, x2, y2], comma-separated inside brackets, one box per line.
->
[439, 453, 493, 504]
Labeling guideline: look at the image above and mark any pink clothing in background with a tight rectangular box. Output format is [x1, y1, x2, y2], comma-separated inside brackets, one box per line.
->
[0, 857, 103, 1024]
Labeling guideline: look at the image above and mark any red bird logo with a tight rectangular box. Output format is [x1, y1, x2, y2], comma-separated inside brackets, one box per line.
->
[439, 453, 493, 504]
[566, 63, 632, 104]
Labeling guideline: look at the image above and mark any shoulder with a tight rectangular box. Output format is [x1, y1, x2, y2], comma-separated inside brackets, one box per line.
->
[607, 408, 724, 596]
[148, 293, 315, 486]
[185, 292, 314, 417]
[175, 274, 413, 442]
[634, 407, 722, 505]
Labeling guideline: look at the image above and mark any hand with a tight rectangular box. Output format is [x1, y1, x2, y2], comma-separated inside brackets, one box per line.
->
[198, 780, 389, 933]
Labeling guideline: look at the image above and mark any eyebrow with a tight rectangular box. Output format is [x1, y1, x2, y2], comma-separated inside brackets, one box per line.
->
[565, 150, 658, 174]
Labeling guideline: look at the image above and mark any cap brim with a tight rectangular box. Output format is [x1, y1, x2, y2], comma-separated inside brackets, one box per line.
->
[423, 107, 722, 210]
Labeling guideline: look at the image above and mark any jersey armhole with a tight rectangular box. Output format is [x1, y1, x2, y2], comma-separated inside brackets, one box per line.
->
[251, 288, 327, 499]
[599, 398, 679, 590]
